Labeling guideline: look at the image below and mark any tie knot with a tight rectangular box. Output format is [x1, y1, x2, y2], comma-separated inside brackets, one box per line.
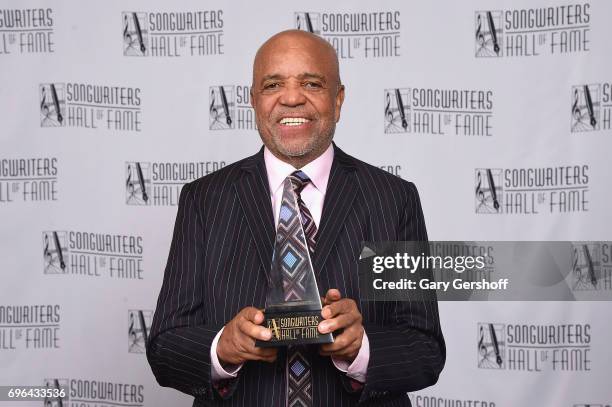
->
[289, 170, 311, 195]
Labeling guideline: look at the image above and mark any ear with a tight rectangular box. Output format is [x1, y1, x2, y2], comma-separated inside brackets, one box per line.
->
[334, 84, 345, 123]
[250, 87, 256, 109]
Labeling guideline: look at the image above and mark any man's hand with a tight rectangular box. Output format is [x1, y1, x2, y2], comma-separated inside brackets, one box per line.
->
[318, 289, 364, 362]
[217, 307, 278, 366]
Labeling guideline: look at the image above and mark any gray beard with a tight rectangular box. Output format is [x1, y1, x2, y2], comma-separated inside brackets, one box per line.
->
[272, 126, 336, 158]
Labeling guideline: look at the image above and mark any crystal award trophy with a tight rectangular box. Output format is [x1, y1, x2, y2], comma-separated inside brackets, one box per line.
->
[255, 178, 333, 347]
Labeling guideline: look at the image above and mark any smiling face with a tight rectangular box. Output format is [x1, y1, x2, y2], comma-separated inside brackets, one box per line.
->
[251, 30, 344, 167]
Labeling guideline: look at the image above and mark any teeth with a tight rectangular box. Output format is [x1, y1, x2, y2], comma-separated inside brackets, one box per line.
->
[280, 117, 309, 126]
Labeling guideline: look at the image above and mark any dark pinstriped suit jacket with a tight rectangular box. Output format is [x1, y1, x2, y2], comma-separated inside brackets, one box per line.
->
[146, 144, 445, 406]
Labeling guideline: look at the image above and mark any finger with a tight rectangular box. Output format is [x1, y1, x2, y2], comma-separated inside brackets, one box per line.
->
[241, 307, 265, 325]
[232, 331, 275, 355]
[238, 318, 272, 341]
[318, 312, 358, 334]
[249, 346, 277, 359]
[240, 343, 278, 362]
[257, 349, 278, 363]
[322, 298, 355, 320]
[319, 327, 362, 355]
[323, 289, 342, 306]
[259, 354, 277, 363]
[319, 332, 359, 355]
[320, 324, 359, 349]
[258, 347, 278, 362]
[319, 344, 359, 360]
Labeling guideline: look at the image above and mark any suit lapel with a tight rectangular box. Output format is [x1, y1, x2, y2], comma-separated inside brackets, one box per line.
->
[313, 145, 359, 276]
[232, 145, 360, 280]
[233, 148, 275, 280]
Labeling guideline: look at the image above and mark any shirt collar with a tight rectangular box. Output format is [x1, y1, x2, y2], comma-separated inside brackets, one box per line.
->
[263, 143, 334, 194]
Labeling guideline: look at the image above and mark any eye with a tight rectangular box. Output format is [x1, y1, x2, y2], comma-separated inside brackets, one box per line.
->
[304, 81, 322, 89]
[263, 82, 280, 90]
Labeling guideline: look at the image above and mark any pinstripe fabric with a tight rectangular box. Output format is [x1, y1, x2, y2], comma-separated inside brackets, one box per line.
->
[146, 144, 445, 406]
[286, 170, 316, 407]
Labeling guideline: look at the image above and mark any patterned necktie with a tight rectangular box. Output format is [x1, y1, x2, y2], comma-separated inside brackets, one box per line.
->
[289, 171, 317, 254]
[284, 170, 316, 407]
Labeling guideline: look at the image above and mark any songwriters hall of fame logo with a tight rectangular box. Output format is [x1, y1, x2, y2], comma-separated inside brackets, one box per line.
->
[39, 82, 142, 131]
[295, 12, 321, 35]
[571, 84, 600, 132]
[475, 169, 503, 214]
[128, 310, 152, 353]
[43, 231, 68, 274]
[126, 162, 151, 205]
[41, 378, 144, 406]
[125, 161, 226, 206]
[478, 322, 592, 372]
[571, 243, 612, 291]
[384, 87, 493, 136]
[40, 84, 65, 127]
[41, 230, 144, 279]
[122, 10, 223, 57]
[384, 88, 410, 133]
[475, 11, 502, 57]
[476, 165, 589, 215]
[123, 12, 149, 56]
[295, 11, 401, 59]
[475, 5, 590, 58]
[0, 9, 55, 55]
[477, 323, 505, 369]
[0, 157, 59, 203]
[43, 378, 69, 406]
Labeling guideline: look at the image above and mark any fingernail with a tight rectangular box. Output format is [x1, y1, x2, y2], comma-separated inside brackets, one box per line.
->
[262, 329, 272, 340]
[322, 308, 330, 318]
[319, 322, 329, 332]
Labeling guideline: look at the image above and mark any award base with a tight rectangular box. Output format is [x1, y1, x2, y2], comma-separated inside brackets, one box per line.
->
[255, 307, 334, 347]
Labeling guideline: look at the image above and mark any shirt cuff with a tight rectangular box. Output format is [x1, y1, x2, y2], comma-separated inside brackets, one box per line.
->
[331, 329, 369, 383]
[211, 326, 243, 381]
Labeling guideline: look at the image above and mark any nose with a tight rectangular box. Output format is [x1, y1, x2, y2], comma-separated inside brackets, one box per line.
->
[278, 82, 306, 107]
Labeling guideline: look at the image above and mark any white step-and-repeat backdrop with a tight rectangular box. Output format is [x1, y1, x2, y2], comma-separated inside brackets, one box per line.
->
[1, 0, 611, 406]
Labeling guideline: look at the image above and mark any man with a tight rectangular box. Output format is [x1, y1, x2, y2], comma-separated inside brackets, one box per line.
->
[147, 30, 445, 406]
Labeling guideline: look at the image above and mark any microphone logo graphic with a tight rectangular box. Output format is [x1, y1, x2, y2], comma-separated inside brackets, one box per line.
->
[384, 88, 410, 133]
[475, 169, 503, 214]
[40, 84, 66, 127]
[295, 12, 321, 35]
[571, 84, 600, 132]
[477, 323, 505, 369]
[209, 86, 235, 130]
[571, 243, 606, 291]
[43, 378, 68, 407]
[128, 310, 153, 353]
[475, 11, 503, 57]
[123, 12, 149, 56]
[126, 162, 151, 205]
[43, 231, 69, 274]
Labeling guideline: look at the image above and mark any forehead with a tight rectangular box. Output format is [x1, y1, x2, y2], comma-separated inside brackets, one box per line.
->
[254, 37, 336, 79]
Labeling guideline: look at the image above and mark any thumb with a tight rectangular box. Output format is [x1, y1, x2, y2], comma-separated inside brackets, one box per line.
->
[242, 306, 264, 324]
